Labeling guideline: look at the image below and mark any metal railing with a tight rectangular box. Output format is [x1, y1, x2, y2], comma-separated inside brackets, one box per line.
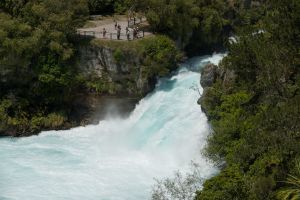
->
[77, 30, 145, 41]
[127, 17, 145, 27]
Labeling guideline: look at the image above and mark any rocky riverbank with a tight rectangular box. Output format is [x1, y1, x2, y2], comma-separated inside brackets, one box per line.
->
[0, 35, 180, 137]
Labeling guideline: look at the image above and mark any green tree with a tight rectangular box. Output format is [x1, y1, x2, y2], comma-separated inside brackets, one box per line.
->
[196, 0, 300, 199]
[0, 0, 89, 135]
[145, 0, 200, 48]
[277, 160, 300, 200]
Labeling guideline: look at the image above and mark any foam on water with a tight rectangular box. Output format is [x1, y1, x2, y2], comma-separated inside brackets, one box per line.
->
[0, 54, 225, 200]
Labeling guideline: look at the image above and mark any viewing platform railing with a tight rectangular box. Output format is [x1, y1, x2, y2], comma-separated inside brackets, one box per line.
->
[127, 17, 145, 27]
[76, 30, 145, 41]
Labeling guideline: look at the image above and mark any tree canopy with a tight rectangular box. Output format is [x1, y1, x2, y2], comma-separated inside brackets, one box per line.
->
[197, 0, 300, 199]
[0, 0, 88, 135]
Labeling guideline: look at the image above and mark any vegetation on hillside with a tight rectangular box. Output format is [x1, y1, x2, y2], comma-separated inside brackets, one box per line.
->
[125, 0, 266, 54]
[0, 0, 180, 136]
[276, 160, 300, 200]
[80, 36, 180, 96]
[88, 0, 131, 14]
[0, 0, 88, 136]
[196, 0, 300, 199]
[85, 0, 266, 53]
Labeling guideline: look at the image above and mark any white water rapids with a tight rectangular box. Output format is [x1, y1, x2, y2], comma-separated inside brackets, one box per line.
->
[0, 54, 224, 200]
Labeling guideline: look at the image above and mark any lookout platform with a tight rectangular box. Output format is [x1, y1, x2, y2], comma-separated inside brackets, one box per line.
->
[77, 15, 152, 41]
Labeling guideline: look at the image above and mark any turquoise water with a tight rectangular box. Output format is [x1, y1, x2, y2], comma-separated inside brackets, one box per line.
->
[0, 54, 224, 200]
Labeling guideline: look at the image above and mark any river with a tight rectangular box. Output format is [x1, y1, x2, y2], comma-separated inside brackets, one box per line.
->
[0, 54, 224, 200]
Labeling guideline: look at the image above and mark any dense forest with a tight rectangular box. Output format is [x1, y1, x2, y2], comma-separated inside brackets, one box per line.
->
[196, 0, 300, 199]
[0, 0, 299, 199]
[0, 0, 89, 136]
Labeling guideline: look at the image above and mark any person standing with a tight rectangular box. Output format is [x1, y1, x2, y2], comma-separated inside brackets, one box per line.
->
[136, 26, 139, 38]
[133, 28, 137, 39]
[103, 28, 107, 38]
[115, 21, 117, 30]
[117, 25, 121, 40]
[126, 27, 130, 41]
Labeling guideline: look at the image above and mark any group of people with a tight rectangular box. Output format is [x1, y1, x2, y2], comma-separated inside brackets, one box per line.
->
[101, 21, 142, 40]
[116, 21, 141, 40]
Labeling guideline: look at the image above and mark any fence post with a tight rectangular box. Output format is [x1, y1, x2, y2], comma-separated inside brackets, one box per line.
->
[143, 31, 145, 37]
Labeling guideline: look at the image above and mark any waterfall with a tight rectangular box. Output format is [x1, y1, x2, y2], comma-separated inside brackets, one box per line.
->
[0, 54, 224, 200]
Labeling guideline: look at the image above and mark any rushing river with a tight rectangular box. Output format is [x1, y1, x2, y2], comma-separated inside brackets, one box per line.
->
[0, 54, 224, 200]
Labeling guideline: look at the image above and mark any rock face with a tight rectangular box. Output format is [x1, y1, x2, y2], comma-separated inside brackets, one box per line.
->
[78, 43, 155, 96]
[199, 62, 236, 90]
[200, 63, 219, 88]
[198, 62, 236, 115]
[72, 40, 159, 125]
[198, 63, 219, 115]
[70, 94, 139, 126]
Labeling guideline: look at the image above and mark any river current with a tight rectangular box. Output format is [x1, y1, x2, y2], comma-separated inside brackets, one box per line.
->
[0, 54, 224, 200]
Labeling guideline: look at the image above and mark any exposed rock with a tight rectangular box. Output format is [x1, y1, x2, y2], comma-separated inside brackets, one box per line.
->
[200, 62, 236, 90]
[70, 94, 139, 125]
[197, 88, 210, 115]
[198, 62, 236, 116]
[198, 63, 220, 115]
[200, 63, 219, 88]
[77, 42, 155, 96]
[68, 39, 159, 129]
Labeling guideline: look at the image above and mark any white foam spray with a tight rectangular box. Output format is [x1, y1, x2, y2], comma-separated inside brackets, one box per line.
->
[0, 54, 225, 200]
